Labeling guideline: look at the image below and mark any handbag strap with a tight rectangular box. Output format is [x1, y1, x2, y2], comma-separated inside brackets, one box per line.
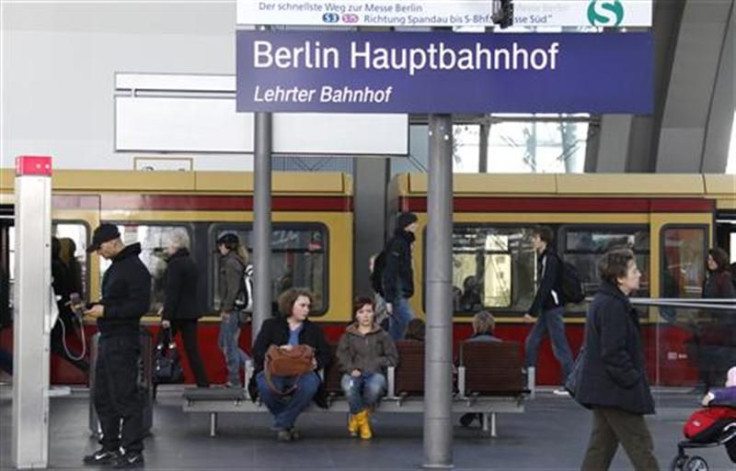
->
[264, 353, 301, 396]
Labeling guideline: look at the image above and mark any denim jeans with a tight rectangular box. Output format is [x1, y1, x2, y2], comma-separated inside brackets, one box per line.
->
[256, 371, 321, 430]
[218, 312, 249, 385]
[524, 306, 573, 383]
[341, 372, 387, 414]
[389, 298, 414, 341]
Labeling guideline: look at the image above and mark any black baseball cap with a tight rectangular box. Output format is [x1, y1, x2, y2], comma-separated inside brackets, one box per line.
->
[87, 224, 120, 253]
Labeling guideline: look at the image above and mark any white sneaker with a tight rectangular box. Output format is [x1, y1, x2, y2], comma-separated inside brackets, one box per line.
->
[553, 388, 571, 397]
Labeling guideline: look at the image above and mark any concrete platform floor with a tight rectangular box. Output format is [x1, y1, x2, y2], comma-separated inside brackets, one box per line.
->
[1, 385, 734, 470]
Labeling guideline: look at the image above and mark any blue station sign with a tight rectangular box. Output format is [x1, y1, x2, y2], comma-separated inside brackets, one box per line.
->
[236, 31, 653, 114]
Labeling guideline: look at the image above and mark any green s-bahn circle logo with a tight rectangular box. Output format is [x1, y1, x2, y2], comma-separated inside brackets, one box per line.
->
[587, 0, 625, 27]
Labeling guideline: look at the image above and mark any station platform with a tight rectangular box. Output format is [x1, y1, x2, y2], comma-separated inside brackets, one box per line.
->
[1, 384, 734, 471]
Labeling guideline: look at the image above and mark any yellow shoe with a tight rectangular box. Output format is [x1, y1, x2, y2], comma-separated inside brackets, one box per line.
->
[347, 414, 359, 437]
[357, 409, 372, 440]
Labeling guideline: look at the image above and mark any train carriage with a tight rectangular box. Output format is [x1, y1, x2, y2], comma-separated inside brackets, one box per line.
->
[1, 169, 735, 387]
[0, 169, 354, 384]
[388, 173, 736, 386]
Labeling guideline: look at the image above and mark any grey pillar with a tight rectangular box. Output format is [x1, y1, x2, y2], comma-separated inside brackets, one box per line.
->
[423, 115, 453, 469]
[478, 121, 490, 173]
[354, 157, 389, 296]
[13, 158, 52, 468]
[252, 111, 272, 340]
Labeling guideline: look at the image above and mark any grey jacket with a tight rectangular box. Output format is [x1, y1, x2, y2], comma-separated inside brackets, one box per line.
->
[337, 323, 398, 375]
[218, 251, 244, 312]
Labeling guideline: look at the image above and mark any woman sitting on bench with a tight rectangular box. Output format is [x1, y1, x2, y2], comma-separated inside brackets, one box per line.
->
[252, 288, 331, 442]
[337, 296, 399, 439]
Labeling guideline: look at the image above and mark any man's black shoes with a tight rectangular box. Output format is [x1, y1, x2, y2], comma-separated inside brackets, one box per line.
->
[83, 448, 120, 465]
[113, 452, 144, 468]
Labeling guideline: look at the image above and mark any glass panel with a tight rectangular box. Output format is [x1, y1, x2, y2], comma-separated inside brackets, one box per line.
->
[53, 223, 88, 300]
[452, 226, 536, 312]
[661, 227, 706, 299]
[99, 224, 188, 311]
[453, 124, 480, 173]
[212, 225, 327, 312]
[488, 120, 588, 173]
[562, 227, 650, 298]
[657, 227, 727, 390]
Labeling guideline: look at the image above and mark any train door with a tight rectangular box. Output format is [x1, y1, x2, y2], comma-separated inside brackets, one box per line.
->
[0, 208, 12, 328]
[715, 211, 736, 264]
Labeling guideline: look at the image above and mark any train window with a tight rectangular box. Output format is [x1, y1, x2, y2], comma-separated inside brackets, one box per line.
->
[7, 223, 90, 304]
[53, 223, 89, 300]
[661, 226, 707, 299]
[452, 226, 536, 313]
[211, 225, 327, 314]
[561, 227, 650, 298]
[99, 224, 191, 311]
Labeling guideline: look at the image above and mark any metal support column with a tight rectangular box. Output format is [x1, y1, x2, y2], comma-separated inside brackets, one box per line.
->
[479, 121, 490, 173]
[12, 156, 53, 469]
[423, 116, 454, 469]
[252, 110, 272, 340]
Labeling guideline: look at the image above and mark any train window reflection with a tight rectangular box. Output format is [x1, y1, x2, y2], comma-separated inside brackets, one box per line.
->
[53, 223, 88, 301]
[662, 227, 707, 299]
[452, 226, 536, 313]
[211, 225, 327, 314]
[99, 224, 190, 311]
[562, 227, 650, 298]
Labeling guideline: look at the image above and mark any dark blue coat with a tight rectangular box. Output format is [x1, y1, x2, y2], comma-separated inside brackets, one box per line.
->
[575, 280, 655, 415]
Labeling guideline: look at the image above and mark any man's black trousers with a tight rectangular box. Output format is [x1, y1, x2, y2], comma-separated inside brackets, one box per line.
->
[94, 334, 145, 453]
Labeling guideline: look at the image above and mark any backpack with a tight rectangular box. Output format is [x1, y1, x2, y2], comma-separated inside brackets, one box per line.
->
[370, 251, 387, 296]
[556, 254, 585, 304]
[235, 263, 254, 313]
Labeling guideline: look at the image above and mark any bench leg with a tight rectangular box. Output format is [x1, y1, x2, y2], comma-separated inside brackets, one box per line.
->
[209, 412, 218, 437]
[482, 413, 497, 438]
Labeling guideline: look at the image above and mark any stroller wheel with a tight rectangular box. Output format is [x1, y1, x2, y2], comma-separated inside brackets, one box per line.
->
[669, 455, 685, 471]
[683, 456, 709, 471]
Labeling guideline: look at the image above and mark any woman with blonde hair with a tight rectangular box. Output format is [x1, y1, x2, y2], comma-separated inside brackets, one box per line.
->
[161, 228, 208, 387]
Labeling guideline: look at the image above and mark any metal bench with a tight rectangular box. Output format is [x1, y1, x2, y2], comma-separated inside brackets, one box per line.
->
[183, 341, 531, 438]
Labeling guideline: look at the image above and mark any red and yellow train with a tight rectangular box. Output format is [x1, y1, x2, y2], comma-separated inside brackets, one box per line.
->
[1, 169, 734, 386]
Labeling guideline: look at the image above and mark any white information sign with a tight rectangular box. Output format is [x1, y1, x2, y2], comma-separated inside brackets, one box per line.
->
[237, 0, 652, 28]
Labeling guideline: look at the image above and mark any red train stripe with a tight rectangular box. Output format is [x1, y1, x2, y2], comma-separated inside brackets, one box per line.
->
[52, 195, 353, 212]
[399, 197, 714, 213]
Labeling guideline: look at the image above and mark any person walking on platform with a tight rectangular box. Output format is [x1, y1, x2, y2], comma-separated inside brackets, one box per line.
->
[381, 212, 418, 341]
[216, 233, 249, 388]
[83, 224, 150, 468]
[523, 226, 574, 396]
[337, 296, 398, 439]
[160, 229, 208, 388]
[252, 288, 331, 442]
[576, 248, 659, 471]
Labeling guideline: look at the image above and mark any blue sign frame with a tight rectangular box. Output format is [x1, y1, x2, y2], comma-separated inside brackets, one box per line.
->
[237, 31, 653, 114]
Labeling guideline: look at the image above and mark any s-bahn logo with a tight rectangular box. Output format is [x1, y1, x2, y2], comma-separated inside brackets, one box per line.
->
[587, 0, 625, 26]
[342, 13, 359, 23]
[322, 13, 340, 23]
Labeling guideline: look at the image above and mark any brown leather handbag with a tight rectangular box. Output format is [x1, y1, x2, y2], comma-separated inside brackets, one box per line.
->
[264, 344, 315, 395]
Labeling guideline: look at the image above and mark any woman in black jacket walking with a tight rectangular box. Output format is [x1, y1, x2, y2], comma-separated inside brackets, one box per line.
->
[161, 229, 208, 387]
[576, 248, 659, 471]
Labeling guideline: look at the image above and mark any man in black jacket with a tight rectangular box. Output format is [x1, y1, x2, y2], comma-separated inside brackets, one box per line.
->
[523, 226, 573, 395]
[381, 212, 418, 341]
[83, 224, 150, 468]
